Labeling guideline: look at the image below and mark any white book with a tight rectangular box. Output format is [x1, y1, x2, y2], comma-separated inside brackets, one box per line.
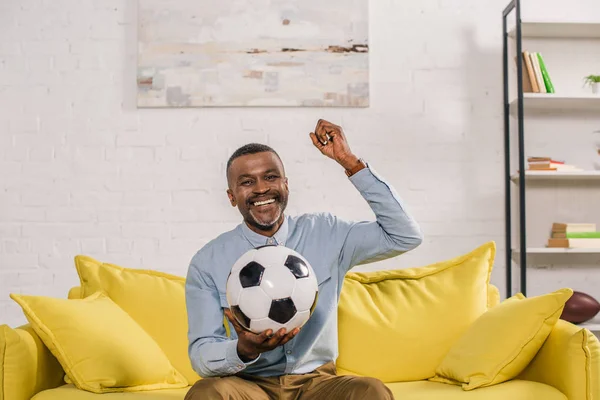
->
[565, 223, 597, 233]
[529, 52, 546, 93]
[569, 238, 600, 248]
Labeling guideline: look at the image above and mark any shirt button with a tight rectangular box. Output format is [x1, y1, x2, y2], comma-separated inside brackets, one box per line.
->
[267, 238, 275, 245]
[286, 350, 292, 355]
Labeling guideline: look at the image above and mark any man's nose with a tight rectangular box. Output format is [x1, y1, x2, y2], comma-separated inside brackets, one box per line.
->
[253, 179, 270, 193]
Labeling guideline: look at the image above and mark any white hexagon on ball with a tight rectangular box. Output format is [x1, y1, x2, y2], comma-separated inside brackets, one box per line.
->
[291, 276, 318, 311]
[283, 310, 310, 332]
[238, 287, 272, 320]
[260, 266, 297, 300]
[250, 317, 284, 334]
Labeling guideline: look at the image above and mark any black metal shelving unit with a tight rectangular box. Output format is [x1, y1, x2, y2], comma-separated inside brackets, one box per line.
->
[502, 2, 600, 300]
[503, 0, 527, 299]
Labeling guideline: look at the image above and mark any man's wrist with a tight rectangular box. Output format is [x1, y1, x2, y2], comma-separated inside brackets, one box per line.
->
[338, 154, 360, 170]
[237, 345, 259, 363]
[239, 353, 259, 363]
[342, 156, 367, 177]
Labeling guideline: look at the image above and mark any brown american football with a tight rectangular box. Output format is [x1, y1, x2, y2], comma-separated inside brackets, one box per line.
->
[560, 291, 600, 324]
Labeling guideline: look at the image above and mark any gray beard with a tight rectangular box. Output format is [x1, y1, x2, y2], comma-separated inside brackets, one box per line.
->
[248, 205, 283, 230]
[246, 198, 286, 231]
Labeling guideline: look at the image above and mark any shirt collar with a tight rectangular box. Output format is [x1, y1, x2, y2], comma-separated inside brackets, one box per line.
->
[240, 216, 289, 248]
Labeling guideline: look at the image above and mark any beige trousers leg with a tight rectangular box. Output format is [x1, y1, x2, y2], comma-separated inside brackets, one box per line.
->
[184, 362, 394, 400]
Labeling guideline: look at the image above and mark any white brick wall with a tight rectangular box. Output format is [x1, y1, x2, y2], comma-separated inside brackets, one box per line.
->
[1, 0, 599, 328]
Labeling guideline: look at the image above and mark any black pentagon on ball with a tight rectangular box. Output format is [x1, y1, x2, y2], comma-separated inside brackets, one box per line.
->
[231, 305, 251, 331]
[284, 255, 309, 279]
[239, 261, 265, 288]
[268, 297, 297, 324]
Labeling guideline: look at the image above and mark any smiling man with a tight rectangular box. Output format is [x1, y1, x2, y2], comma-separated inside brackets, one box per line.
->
[185, 119, 423, 400]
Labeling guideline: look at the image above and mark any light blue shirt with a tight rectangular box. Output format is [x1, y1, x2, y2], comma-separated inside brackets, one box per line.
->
[185, 164, 423, 378]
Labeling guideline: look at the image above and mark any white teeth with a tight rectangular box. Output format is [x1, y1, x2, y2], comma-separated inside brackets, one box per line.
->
[253, 199, 276, 206]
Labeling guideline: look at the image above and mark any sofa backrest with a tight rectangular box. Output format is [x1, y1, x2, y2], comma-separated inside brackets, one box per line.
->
[5, 274, 497, 400]
[56, 243, 500, 385]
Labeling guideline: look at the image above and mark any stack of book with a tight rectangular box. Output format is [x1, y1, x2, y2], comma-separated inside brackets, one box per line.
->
[527, 157, 582, 172]
[518, 51, 555, 94]
[547, 223, 600, 248]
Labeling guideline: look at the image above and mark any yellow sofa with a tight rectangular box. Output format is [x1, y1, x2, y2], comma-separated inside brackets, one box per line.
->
[1, 242, 599, 400]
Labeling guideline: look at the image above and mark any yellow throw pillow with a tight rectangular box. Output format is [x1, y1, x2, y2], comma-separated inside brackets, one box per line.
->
[74, 255, 200, 385]
[0, 324, 64, 400]
[430, 288, 573, 390]
[10, 292, 187, 394]
[337, 241, 495, 382]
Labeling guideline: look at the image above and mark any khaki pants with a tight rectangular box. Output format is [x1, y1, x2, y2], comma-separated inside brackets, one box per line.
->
[185, 362, 394, 400]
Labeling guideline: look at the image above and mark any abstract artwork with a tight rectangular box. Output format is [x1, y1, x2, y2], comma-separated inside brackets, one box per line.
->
[137, 0, 369, 107]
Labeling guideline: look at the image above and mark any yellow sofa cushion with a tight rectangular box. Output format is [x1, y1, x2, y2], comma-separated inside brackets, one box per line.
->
[385, 380, 567, 400]
[0, 324, 64, 400]
[74, 255, 200, 385]
[32, 385, 189, 400]
[337, 241, 495, 382]
[10, 292, 187, 394]
[30, 380, 567, 400]
[430, 288, 573, 390]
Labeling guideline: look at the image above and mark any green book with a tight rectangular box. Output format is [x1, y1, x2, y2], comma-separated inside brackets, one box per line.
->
[566, 232, 600, 239]
[537, 53, 555, 93]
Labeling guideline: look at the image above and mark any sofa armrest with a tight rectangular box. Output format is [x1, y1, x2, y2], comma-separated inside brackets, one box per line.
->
[1, 324, 64, 400]
[518, 319, 600, 400]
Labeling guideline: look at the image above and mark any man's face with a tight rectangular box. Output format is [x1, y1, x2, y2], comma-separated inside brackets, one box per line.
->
[227, 152, 289, 234]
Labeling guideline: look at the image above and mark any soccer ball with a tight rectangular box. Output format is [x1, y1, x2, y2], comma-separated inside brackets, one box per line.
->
[226, 245, 318, 334]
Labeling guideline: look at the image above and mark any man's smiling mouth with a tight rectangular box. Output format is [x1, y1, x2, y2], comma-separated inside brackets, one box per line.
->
[253, 199, 276, 207]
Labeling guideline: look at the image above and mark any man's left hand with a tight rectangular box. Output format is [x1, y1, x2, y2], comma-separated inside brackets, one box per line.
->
[309, 119, 360, 171]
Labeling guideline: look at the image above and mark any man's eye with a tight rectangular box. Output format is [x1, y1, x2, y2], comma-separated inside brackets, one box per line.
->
[266, 175, 278, 180]
[241, 180, 252, 185]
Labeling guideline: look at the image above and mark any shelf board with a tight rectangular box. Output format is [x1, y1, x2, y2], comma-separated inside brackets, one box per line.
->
[508, 21, 600, 39]
[580, 321, 600, 332]
[513, 247, 600, 254]
[510, 93, 600, 112]
[511, 171, 600, 182]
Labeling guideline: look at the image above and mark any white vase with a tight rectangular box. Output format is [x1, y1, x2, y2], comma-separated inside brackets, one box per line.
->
[593, 82, 600, 95]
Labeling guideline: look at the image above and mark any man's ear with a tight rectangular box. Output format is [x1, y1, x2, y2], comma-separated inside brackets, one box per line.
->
[227, 189, 237, 207]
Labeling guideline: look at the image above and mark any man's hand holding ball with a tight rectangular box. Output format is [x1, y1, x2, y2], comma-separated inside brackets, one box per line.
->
[224, 308, 299, 363]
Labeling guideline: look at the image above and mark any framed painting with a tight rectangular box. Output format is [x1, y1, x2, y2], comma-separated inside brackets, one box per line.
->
[137, 0, 369, 107]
